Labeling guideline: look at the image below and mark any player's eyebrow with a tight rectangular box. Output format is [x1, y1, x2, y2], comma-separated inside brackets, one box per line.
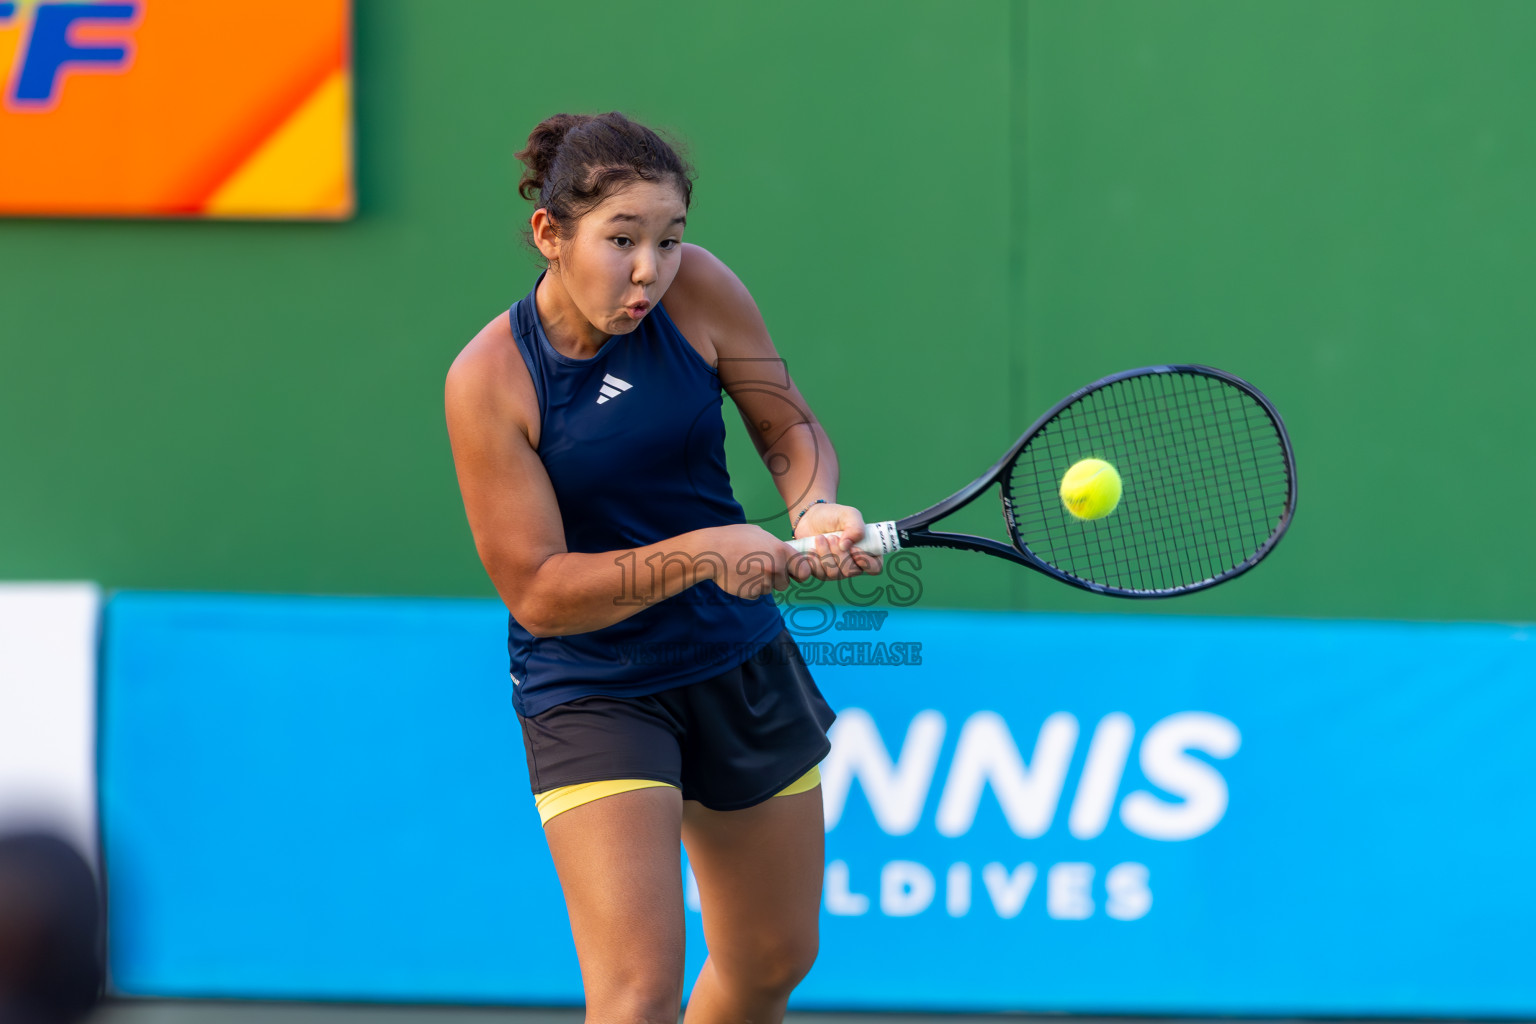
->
[607, 213, 687, 226]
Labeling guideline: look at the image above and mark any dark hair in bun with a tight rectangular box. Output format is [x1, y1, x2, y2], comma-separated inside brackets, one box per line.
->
[516, 112, 694, 239]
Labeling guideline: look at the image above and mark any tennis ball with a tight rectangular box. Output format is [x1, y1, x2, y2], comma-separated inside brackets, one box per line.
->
[1060, 458, 1122, 520]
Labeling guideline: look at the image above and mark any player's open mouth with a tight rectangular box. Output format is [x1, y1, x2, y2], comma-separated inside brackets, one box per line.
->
[625, 303, 650, 319]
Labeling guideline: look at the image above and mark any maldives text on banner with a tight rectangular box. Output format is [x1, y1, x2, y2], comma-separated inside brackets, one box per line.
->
[0, 0, 352, 218]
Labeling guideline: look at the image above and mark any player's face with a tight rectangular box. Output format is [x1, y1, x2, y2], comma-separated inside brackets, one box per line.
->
[551, 179, 687, 338]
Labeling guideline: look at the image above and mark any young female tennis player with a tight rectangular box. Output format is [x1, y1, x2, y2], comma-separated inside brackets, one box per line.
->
[445, 112, 882, 1024]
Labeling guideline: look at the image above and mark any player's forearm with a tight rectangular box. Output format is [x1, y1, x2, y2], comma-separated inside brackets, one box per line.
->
[766, 421, 840, 530]
[502, 529, 727, 637]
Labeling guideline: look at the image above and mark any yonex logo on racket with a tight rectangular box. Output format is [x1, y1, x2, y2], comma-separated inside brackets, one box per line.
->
[595, 373, 632, 405]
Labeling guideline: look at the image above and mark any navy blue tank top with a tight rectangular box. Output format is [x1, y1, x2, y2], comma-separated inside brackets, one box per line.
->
[506, 276, 785, 716]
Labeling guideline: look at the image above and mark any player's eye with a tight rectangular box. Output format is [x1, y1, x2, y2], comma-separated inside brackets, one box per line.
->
[660, 239, 679, 250]
[612, 236, 633, 248]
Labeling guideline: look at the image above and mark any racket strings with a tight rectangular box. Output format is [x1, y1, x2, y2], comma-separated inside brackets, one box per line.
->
[1008, 371, 1291, 594]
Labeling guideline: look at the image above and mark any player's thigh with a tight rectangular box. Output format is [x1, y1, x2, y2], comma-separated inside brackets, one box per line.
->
[681, 786, 825, 982]
[545, 786, 688, 1005]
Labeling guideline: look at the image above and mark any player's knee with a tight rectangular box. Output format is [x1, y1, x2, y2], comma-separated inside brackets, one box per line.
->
[721, 931, 819, 998]
[591, 1000, 680, 1024]
[585, 960, 683, 1024]
[588, 982, 682, 1024]
[764, 937, 818, 996]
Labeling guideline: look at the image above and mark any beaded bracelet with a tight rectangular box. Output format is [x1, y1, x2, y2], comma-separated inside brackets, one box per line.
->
[792, 498, 829, 535]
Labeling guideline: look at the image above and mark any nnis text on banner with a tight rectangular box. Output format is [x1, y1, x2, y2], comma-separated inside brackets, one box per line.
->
[684, 708, 1238, 925]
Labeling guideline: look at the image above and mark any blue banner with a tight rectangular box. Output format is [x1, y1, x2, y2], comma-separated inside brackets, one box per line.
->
[100, 593, 1536, 1015]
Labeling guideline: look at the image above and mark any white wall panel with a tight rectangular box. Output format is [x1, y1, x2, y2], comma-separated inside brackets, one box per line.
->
[0, 582, 100, 858]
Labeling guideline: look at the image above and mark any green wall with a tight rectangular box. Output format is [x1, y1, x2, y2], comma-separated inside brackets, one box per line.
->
[1017, 0, 1536, 621]
[3, 1, 1534, 622]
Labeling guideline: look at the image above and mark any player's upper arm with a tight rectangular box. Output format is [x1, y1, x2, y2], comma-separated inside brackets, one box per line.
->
[444, 315, 568, 633]
[671, 244, 817, 454]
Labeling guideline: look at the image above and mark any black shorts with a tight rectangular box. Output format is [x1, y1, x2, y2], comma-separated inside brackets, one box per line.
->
[518, 629, 835, 811]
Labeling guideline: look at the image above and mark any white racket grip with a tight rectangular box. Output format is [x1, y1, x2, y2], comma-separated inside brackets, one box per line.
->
[787, 520, 902, 557]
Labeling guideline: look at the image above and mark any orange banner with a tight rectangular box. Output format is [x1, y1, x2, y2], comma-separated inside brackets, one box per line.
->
[0, 0, 352, 218]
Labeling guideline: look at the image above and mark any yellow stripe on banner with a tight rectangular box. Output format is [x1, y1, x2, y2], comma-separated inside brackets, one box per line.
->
[204, 69, 354, 219]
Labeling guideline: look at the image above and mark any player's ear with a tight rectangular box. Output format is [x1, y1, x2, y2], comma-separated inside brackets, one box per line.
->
[531, 209, 562, 263]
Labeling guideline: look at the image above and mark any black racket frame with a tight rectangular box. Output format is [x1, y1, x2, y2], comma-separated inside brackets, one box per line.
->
[887, 364, 1298, 597]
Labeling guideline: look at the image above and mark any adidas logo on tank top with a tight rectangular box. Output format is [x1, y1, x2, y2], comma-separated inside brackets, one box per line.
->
[596, 373, 632, 405]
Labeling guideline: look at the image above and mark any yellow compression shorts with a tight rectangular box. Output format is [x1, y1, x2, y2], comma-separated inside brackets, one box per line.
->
[535, 766, 822, 826]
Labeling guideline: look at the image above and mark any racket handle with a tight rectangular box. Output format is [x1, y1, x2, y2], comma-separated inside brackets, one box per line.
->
[787, 520, 902, 557]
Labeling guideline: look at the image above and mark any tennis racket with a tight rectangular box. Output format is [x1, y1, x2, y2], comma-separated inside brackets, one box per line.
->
[790, 364, 1297, 597]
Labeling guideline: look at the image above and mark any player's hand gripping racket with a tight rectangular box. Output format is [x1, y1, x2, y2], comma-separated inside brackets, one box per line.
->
[791, 365, 1297, 597]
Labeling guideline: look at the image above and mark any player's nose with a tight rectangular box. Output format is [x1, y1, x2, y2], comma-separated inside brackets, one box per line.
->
[631, 250, 658, 285]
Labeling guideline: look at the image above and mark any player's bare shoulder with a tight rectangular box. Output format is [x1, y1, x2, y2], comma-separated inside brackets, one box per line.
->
[664, 244, 766, 367]
[445, 310, 541, 449]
